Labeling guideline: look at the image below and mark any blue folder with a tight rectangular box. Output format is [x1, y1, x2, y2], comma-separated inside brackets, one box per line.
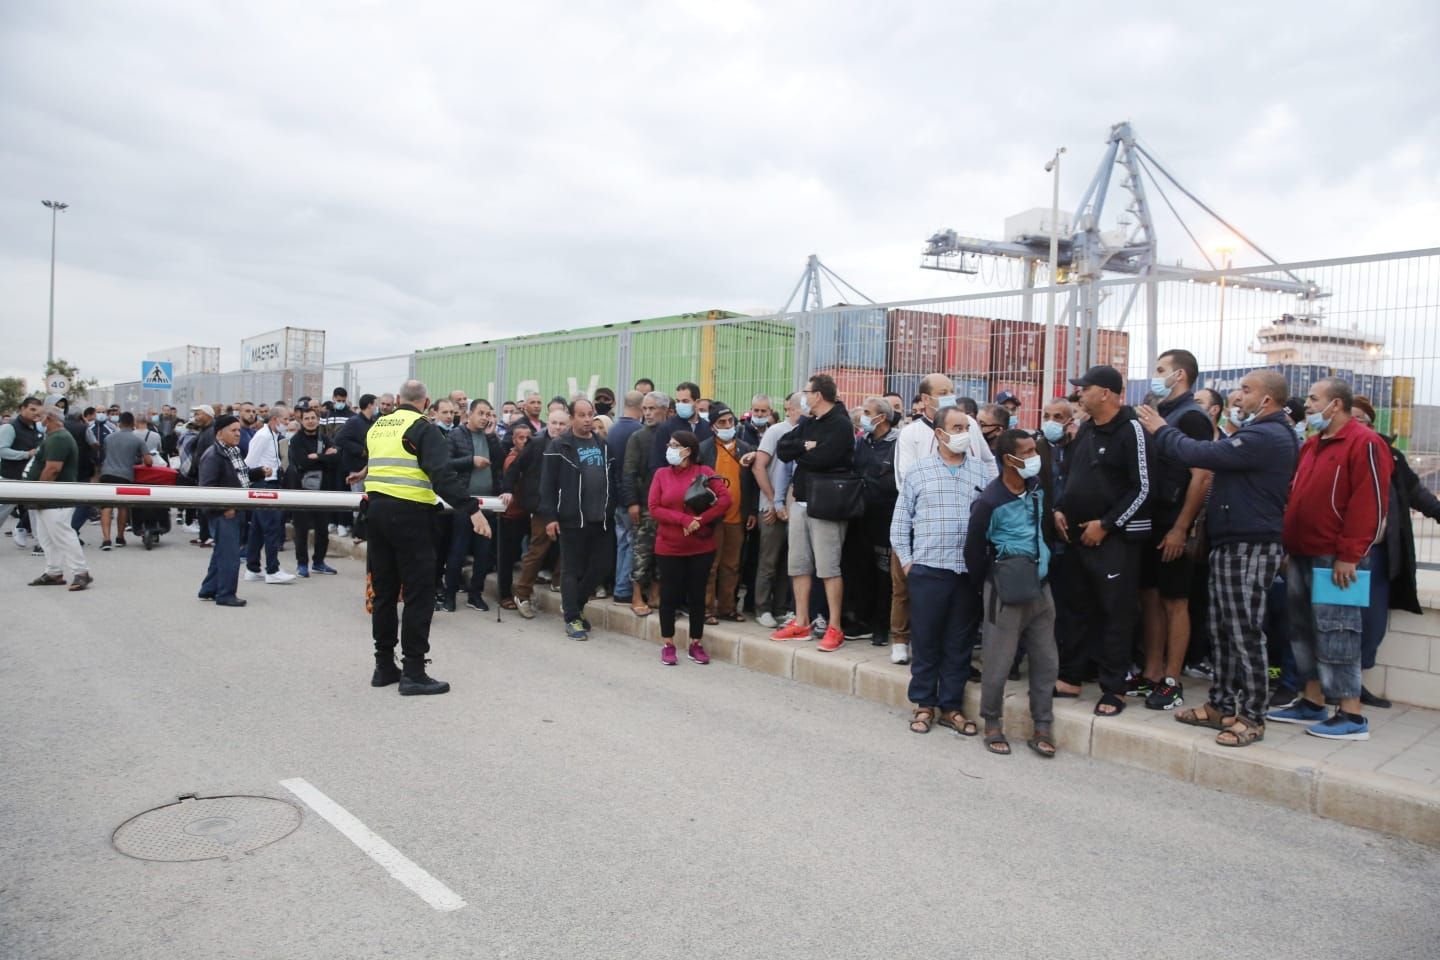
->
[1311, 568, 1371, 608]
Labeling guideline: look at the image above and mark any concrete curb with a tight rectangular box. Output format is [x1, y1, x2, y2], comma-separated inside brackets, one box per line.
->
[504, 584, 1440, 848]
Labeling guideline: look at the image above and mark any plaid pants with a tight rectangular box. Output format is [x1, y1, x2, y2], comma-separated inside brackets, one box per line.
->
[1208, 541, 1285, 724]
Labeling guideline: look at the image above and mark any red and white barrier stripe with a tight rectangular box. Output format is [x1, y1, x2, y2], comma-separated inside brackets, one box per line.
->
[0, 481, 507, 514]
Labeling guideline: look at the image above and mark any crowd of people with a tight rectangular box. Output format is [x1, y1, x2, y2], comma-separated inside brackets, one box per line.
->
[3, 349, 1429, 753]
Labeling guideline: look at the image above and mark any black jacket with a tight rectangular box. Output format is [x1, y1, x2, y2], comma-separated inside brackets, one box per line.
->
[649, 414, 712, 473]
[447, 426, 504, 496]
[198, 443, 267, 517]
[1382, 438, 1440, 614]
[1055, 406, 1151, 541]
[361, 405, 478, 514]
[776, 403, 854, 503]
[334, 412, 374, 476]
[185, 424, 217, 483]
[1147, 410, 1297, 547]
[505, 431, 550, 514]
[621, 425, 653, 510]
[853, 429, 899, 514]
[698, 436, 758, 521]
[539, 430, 611, 528]
[285, 429, 338, 488]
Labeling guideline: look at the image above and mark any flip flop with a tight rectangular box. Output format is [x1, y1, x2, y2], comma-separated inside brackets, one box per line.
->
[1094, 692, 1126, 717]
[1053, 686, 1081, 699]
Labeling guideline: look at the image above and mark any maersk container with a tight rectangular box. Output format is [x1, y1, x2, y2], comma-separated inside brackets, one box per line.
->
[886, 309, 946, 377]
[810, 307, 887, 371]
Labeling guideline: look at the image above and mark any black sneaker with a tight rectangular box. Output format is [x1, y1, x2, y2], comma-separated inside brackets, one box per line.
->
[1145, 677, 1184, 711]
[100, 540, 113, 551]
[842, 621, 873, 641]
[371, 658, 401, 687]
[1125, 674, 1156, 697]
[439, 595, 457, 613]
[466, 596, 489, 612]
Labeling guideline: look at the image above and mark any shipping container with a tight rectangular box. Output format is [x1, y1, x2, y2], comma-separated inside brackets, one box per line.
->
[952, 377, 991, 406]
[811, 307, 887, 371]
[630, 326, 701, 400]
[240, 327, 326, 372]
[713, 319, 793, 410]
[1394, 376, 1415, 406]
[990, 318, 1129, 390]
[415, 347, 500, 405]
[504, 335, 619, 407]
[814, 367, 885, 414]
[991, 378, 1043, 429]
[147, 345, 222, 376]
[886, 309, 946, 376]
[944, 315, 991, 377]
[1393, 406, 1414, 437]
[1374, 408, 1393, 436]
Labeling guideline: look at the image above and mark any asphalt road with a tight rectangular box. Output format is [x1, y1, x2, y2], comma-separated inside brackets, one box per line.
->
[2, 538, 1438, 959]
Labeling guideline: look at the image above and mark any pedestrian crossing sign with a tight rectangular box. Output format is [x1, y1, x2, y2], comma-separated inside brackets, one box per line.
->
[141, 360, 174, 390]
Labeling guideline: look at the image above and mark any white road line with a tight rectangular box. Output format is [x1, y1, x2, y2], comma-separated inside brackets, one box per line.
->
[279, 777, 467, 912]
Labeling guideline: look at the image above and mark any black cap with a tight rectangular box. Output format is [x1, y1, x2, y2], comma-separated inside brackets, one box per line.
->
[213, 414, 240, 432]
[708, 402, 735, 425]
[1283, 397, 1306, 424]
[1069, 365, 1124, 395]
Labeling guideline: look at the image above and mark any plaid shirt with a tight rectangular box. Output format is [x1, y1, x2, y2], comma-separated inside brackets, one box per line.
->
[218, 441, 252, 489]
[890, 452, 996, 574]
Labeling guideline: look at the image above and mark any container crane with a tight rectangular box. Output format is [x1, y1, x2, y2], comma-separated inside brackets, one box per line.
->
[922, 121, 1325, 394]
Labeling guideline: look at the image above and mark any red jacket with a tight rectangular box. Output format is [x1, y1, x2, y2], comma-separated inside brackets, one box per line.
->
[1283, 418, 1392, 563]
[648, 462, 733, 557]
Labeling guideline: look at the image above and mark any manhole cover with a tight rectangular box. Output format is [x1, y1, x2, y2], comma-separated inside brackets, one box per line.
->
[113, 794, 302, 862]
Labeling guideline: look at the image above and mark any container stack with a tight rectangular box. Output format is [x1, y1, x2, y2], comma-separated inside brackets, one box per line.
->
[812, 307, 886, 412]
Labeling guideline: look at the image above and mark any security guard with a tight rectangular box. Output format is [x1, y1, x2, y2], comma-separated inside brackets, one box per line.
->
[353, 380, 491, 695]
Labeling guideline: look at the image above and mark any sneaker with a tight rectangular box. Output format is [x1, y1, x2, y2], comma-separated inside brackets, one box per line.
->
[1125, 674, 1156, 697]
[439, 595, 457, 613]
[1360, 686, 1392, 709]
[100, 540, 112, 551]
[336, 525, 350, 538]
[817, 625, 844, 652]
[595, 586, 609, 599]
[890, 642, 910, 665]
[14, 528, 29, 548]
[517, 600, 536, 619]
[265, 570, 297, 585]
[842, 621, 873, 641]
[688, 642, 710, 665]
[1269, 685, 1299, 709]
[810, 616, 827, 639]
[565, 619, 589, 641]
[31, 544, 43, 557]
[1267, 698, 1328, 725]
[296, 565, 310, 578]
[780, 612, 796, 626]
[465, 595, 489, 612]
[756, 612, 778, 629]
[328, 524, 338, 534]
[1145, 677, 1184, 711]
[1306, 712, 1370, 741]
[661, 643, 678, 666]
[1182, 659, 1215, 681]
[311, 562, 338, 575]
[244, 569, 265, 582]
[115, 536, 127, 548]
[581, 617, 592, 631]
[771, 622, 811, 641]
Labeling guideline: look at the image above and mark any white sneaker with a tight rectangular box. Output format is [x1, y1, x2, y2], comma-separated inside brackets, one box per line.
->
[13, 528, 29, 548]
[517, 599, 536, 619]
[265, 570, 297, 584]
[183, 522, 199, 534]
[337, 525, 350, 538]
[595, 586, 609, 599]
[243, 570, 265, 582]
[328, 524, 338, 534]
[781, 611, 796, 626]
[757, 612, 778, 629]
[891, 643, 910, 665]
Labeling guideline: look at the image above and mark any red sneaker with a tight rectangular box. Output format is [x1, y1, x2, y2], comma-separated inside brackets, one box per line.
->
[817, 625, 845, 652]
[771, 622, 812, 641]
[688, 642, 711, 665]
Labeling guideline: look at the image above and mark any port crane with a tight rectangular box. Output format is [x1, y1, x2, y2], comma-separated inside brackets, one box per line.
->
[922, 121, 1324, 395]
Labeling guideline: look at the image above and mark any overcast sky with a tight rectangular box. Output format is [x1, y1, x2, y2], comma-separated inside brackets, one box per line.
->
[2, 0, 1436, 388]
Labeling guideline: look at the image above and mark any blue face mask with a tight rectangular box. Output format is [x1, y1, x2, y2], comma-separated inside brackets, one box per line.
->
[1041, 420, 1064, 443]
[1012, 454, 1042, 479]
[665, 447, 683, 466]
[716, 427, 736, 442]
[1008, 415, 1020, 428]
[935, 394, 956, 411]
[1294, 422, 1307, 440]
[1150, 370, 1180, 397]
[859, 415, 876, 435]
[675, 402, 694, 420]
[1306, 410, 1330, 432]
[150, 414, 160, 424]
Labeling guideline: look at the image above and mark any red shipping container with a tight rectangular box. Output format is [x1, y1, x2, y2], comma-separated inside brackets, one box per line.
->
[944, 315, 992, 377]
[990, 319, 1046, 379]
[814, 367, 885, 414]
[991, 378, 1043, 430]
[886, 309, 946, 374]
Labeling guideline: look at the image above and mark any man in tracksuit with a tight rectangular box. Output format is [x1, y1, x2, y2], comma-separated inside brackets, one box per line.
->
[540, 397, 611, 641]
[1136, 369, 1297, 747]
[1053, 365, 1151, 717]
[1268, 378, 1392, 741]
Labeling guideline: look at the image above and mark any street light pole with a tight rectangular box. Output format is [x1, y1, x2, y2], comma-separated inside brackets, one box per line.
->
[42, 200, 69, 368]
[1042, 148, 1065, 403]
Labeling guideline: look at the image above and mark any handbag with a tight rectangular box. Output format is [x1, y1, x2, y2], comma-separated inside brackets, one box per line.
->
[990, 490, 1043, 606]
[684, 471, 728, 514]
[300, 433, 325, 490]
[806, 473, 865, 521]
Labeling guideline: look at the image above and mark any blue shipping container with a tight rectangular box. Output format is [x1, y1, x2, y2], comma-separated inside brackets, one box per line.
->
[952, 377, 991, 405]
[811, 307, 887, 371]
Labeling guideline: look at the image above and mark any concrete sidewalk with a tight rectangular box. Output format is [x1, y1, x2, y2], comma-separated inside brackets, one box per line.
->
[507, 581, 1440, 848]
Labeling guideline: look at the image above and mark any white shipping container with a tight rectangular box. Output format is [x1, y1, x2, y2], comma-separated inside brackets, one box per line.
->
[146, 344, 222, 376]
[241, 327, 326, 372]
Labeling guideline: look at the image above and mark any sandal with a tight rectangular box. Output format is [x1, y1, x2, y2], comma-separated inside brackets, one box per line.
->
[721, 612, 746, 622]
[1094, 692, 1126, 717]
[910, 707, 935, 734]
[1027, 727, 1057, 758]
[984, 726, 1011, 755]
[1214, 718, 1264, 748]
[1175, 703, 1233, 730]
[704, 615, 720, 626]
[499, 598, 518, 611]
[631, 603, 652, 617]
[937, 710, 979, 736]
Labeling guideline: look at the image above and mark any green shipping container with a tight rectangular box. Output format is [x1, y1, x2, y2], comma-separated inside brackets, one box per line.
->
[712, 319, 794, 409]
[1374, 408, 1393, 436]
[415, 348, 499, 404]
[504, 334, 620, 407]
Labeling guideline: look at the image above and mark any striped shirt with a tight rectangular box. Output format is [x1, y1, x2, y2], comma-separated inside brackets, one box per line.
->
[890, 452, 997, 574]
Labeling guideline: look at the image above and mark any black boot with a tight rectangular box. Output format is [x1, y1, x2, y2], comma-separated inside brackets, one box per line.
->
[371, 653, 401, 688]
[399, 658, 450, 696]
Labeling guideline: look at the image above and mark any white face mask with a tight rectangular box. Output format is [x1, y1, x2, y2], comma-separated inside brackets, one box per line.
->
[665, 447, 684, 466]
[939, 431, 968, 455]
[1013, 454, 1042, 479]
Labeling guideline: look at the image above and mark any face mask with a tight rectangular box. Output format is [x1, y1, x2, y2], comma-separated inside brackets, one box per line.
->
[1306, 409, 1331, 432]
[935, 394, 956, 412]
[594, 402, 613, 416]
[1008, 415, 1020, 428]
[286, 425, 299, 436]
[1150, 370, 1179, 397]
[1012, 454, 1042, 479]
[36, 422, 46, 437]
[1294, 423, 1307, 440]
[939, 431, 968, 455]
[1041, 420, 1065, 443]
[437, 420, 453, 432]
[716, 427, 736, 442]
[752, 414, 771, 426]
[334, 402, 346, 410]
[95, 413, 108, 423]
[150, 414, 159, 424]
[859, 415, 876, 435]
[698, 411, 709, 422]
[676, 402, 694, 420]
[665, 447, 684, 466]
[1228, 406, 1245, 426]
[798, 394, 810, 415]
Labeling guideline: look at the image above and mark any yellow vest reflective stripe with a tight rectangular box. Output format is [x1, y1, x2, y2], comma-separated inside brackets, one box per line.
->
[364, 409, 436, 505]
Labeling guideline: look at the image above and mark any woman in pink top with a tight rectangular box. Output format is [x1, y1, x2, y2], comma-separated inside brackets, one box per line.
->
[647, 430, 732, 665]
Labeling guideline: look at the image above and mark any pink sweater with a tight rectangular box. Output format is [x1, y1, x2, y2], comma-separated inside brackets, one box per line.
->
[647, 463, 732, 557]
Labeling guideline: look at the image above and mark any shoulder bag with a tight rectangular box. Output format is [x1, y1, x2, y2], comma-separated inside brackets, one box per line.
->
[990, 489, 1043, 606]
[684, 470, 728, 514]
[806, 473, 865, 521]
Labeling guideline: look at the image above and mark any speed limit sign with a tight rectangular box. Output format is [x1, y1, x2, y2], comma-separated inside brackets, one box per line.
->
[45, 374, 69, 395]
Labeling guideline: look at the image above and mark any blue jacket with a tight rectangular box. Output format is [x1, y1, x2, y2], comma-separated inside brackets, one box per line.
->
[1148, 410, 1298, 546]
[964, 476, 1051, 589]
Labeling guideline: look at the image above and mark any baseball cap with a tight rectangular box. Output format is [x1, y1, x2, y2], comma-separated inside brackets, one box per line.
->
[1069, 365, 1124, 395]
[707, 402, 735, 425]
[995, 390, 1021, 407]
[191, 404, 215, 417]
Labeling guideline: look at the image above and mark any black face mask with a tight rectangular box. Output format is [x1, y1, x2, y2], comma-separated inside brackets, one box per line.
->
[594, 402, 613, 416]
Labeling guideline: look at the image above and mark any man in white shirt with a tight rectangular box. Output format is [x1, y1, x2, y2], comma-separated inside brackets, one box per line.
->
[751, 392, 801, 628]
[243, 405, 296, 583]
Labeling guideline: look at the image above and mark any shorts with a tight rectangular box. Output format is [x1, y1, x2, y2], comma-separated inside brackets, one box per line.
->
[787, 500, 845, 579]
[1139, 521, 1194, 599]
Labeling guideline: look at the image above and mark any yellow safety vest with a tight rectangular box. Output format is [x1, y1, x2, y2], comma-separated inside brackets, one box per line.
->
[364, 408, 436, 505]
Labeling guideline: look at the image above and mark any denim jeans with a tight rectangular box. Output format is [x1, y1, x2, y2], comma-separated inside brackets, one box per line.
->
[445, 509, 495, 600]
[905, 565, 980, 712]
[1286, 554, 1366, 701]
[246, 485, 284, 574]
[199, 513, 242, 601]
[613, 507, 634, 600]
